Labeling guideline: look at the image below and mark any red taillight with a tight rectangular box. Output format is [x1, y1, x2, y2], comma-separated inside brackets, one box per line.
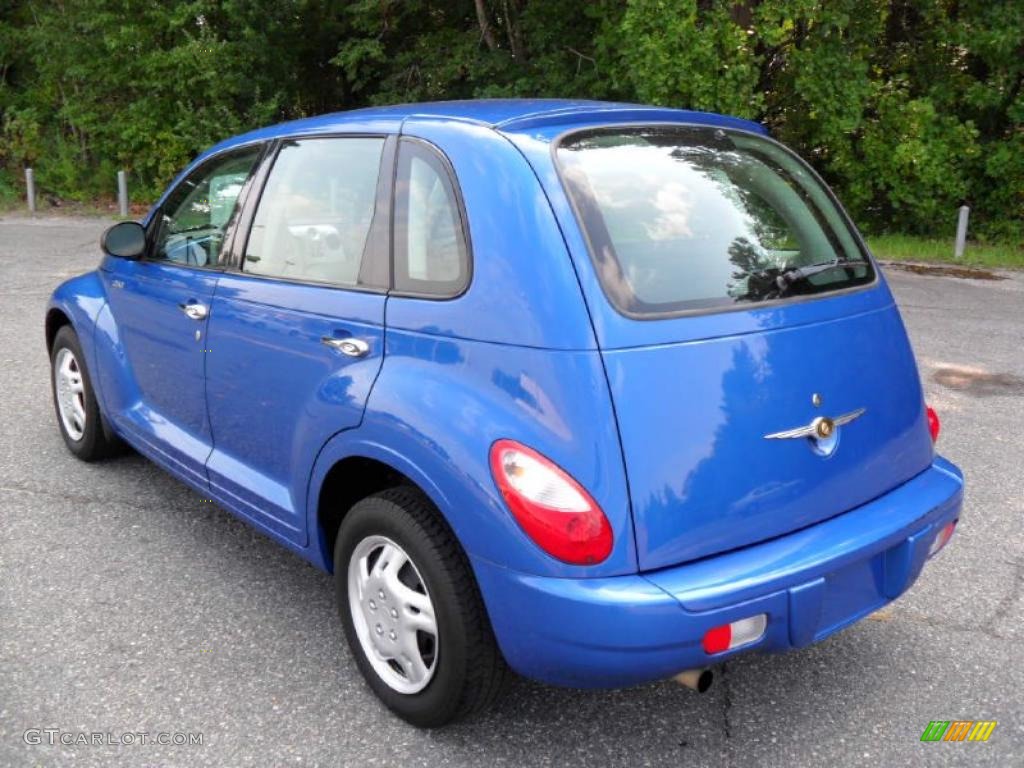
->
[926, 405, 941, 443]
[489, 439, 613, 565]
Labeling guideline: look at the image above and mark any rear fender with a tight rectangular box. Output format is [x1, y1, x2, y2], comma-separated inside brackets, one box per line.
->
[307, 334, 637, 579]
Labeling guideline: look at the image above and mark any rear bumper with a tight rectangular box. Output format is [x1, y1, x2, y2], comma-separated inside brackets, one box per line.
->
[472, 456, 963, 688]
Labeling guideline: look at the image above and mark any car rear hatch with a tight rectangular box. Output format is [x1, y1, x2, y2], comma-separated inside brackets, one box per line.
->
[551, 124, 936, 571]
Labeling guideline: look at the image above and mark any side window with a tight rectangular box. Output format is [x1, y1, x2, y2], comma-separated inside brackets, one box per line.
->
[151, 146, 261, 268]
[243, 137, 386, 287]
[393, 140, 469, 296]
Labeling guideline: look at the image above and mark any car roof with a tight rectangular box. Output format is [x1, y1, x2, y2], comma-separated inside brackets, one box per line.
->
[204, 99, 766, 158]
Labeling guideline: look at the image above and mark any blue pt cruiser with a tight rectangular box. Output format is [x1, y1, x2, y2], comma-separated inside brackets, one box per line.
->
[46, 99, 963, 726]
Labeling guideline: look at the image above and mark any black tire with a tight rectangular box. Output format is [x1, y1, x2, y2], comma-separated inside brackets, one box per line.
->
[50, 325, 122, 461]
[334, 487, 508, 727]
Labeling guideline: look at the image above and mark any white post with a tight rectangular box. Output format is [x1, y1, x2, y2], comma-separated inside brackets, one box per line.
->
[117, 170, 129, 217]
[25, 168, 36, 213]
[954, 205, 970, 259]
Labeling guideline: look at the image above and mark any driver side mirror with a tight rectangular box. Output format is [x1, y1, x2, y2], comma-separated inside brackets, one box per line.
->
[101, 221, 146, 260]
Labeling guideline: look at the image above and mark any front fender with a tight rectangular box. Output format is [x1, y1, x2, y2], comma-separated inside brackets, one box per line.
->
[46, 270, 108, 381]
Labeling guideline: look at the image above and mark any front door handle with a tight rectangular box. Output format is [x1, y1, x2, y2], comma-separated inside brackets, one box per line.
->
[179, 302, 209, 321]
[321, 336, 370, 358]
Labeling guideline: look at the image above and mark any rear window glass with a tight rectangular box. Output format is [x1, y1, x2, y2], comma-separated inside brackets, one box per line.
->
[393, 138, 469, 297]
[556, 127, 874, 316]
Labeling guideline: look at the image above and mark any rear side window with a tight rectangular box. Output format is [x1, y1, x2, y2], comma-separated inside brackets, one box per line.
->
[393, 139, 469, 297]
[244, 137, 386, 287]
[556, 127, 874, 316]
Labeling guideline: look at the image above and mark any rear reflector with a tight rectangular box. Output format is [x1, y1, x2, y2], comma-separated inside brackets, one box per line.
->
[928, 520, 957, 558]
[702, 614, 768, 655]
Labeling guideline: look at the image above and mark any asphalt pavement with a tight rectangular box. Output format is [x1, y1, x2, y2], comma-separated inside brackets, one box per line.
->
[1, 214, 1021, 767]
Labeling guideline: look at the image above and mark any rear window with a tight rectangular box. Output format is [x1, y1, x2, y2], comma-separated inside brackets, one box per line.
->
[556, 126, 874, 316]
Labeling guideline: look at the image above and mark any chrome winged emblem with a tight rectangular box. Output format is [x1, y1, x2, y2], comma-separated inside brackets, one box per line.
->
[764, 408, 866, 441]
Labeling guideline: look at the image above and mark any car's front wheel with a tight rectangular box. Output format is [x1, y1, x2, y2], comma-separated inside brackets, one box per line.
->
[334, 487, 507, 727]
[50, 325, 122, 461]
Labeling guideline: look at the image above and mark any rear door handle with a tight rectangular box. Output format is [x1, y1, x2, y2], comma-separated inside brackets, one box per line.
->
[179, 302, 209, 321]
[321, 336, 370, 358]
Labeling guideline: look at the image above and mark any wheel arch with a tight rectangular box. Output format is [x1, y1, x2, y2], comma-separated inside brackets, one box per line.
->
[317, 455, 421, 573]
[45, 270, 108, 354]
[45, 307, 72, 353]
[308, 437, 460, 574]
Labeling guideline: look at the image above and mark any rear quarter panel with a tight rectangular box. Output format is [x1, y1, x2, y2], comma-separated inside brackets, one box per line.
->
[309, 337, 637, 577]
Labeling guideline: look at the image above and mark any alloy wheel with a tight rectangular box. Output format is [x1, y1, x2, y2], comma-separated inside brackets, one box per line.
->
[54, 347, 86, 441]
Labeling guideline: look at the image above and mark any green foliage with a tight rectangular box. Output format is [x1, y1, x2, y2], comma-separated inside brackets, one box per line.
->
[0, 0, 1020, 239]
[856, 91, 979, 232]
[610, 0, 762, 118]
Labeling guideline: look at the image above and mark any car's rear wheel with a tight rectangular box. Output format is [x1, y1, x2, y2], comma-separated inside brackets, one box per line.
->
[50, 325, 122, 461]
[334, 487, 507, 726]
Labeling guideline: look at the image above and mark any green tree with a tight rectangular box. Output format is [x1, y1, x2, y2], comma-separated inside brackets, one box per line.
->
[0, 0, 1020, 240]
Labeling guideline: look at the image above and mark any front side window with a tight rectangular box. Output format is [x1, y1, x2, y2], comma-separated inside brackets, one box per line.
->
[151, 146, 261, 268]
[393, 139, 469, 296]
[243, 137, 386, 287]
[556, 127, 874, 316]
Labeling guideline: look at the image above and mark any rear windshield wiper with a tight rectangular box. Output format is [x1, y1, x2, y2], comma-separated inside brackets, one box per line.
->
[738, 258, 858, 301]
[775, 259, 850, 293]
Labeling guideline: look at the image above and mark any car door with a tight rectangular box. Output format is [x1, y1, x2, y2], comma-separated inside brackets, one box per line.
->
[100, 145, 263, 486]
[203, 135, 393, 544]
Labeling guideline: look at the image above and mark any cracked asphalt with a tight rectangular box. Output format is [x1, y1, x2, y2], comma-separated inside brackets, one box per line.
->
[2, 215, 1022, 767]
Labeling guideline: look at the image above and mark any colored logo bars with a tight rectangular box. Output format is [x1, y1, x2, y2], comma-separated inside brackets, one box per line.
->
[920, 721, 997, 742]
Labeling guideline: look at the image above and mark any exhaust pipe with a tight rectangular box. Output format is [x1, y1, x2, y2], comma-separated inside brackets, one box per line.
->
[673, 668, 713, 693]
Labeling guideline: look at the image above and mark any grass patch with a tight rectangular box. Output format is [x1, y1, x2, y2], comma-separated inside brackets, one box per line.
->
[867, 234, 1024, 270]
